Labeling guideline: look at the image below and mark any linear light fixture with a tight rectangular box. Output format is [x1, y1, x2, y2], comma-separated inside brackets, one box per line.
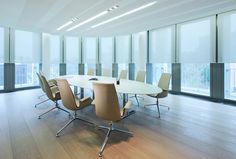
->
[66, 5, 119, 32]
[56, 17, 79, 31]
[91, 1, 157, 28]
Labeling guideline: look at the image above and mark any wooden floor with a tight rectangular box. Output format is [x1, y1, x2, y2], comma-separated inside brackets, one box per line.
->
[0, 89, 236, 159]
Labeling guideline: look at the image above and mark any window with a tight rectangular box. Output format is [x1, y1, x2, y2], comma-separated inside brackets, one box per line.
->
[181, 64, 210, 95]
[0, 27, 4, 89]
[49, 35, 60, 78]
[14, 30, 40, 88]
[100, 37, 113, 76]
[218, 11, 236, 100]
[83, 37, 97, 75]
[65, 36, 80, 75]
[178, 17, 214, 95]
[152, 64, 171, 86]
[116, 35, 131, 78]
[149, 26, 174, 85]
[132, 32, 147, 77]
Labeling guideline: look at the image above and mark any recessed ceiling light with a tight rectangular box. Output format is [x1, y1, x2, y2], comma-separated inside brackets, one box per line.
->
[91, 1, 157, 29]
[56, 17, 79, 31]
[66, 5, 119, 32]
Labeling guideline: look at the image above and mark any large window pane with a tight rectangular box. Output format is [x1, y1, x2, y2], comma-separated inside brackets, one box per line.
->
[83, 37, 97, 64]
[152, 64, 171, 88]
[116, 35, 130, 64]
[0, 27, 4, 89]
[14, 30, 41, 87]
[100, 37, 113, 75]
[15, 63, 39, 88]
[49, 35, 60, 78]
[149, 26, 174, 63]
[178, 17, 215, 63]
[225, 64, 236, 100]
[181, 64, 210, 95]
[218, 11, 236, 62]
[65, 36, 80, 75]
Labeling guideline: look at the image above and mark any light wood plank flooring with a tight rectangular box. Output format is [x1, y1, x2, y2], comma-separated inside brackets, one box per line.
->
[0, 89, 236, 159]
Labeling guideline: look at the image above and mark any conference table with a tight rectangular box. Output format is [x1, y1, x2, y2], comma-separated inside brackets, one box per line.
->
[58, 75, 162, 106]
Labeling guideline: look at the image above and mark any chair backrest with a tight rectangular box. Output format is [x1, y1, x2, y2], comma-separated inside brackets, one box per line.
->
[93, 83, 121, 122]
[119, 70, 127, 79]
[136, 70, 146, 82]
[36, 72, 45, 93]
[87, 69, 95, 76]
[40, 75, 55, 100]
[102, 69, 110, 77]
[158, 73, 171, 91]
[57, 79, 78, 110]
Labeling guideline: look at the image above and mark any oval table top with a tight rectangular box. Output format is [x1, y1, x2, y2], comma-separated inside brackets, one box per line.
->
[58, 75, 162, 95]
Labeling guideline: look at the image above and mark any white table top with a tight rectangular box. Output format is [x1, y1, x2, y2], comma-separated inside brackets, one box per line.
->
[58, 75, 162, 95]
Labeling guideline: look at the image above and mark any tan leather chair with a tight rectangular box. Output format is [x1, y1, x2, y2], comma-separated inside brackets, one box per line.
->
[102, 69, 110, 77]
[93, 83, 135, 157]
[56, 79, 93, 137]
[145, 73, 171, 118]
[119, 70, 128, 79]
[87, 69, 95, 76]
[35, 72, 50, 107]
[131, 70, 146, 106]
[38, 74, 70, 119]
[39, 71, 57, 86]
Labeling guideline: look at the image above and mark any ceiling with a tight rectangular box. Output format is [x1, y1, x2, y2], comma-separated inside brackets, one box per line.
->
[0, 0, 236, 36]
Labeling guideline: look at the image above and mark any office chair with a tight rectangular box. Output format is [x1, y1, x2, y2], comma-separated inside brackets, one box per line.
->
[56, 79, 93, 137]
[93, 83, 135, 157]
[145, 73, 171, 118]
[119, 70, 128, 79]
[102, 69, 111, 77]
[35, 72, 50, 107]
[38, 74, 70, 119]
[87, 69, 95, 76]
[130, 70, 146, 106]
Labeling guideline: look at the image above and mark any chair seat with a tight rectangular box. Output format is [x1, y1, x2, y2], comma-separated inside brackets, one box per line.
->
[51, 86, 61, 100]
[75, 96, 93, 109]
[148, 90, 168, 98]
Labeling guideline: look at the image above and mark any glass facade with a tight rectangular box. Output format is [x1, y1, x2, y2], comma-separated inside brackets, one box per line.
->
[181, 64, 210, 95]
[0, 27, 4, 89]
[225, 64, 236, 99]
[152, 64, 172, 86]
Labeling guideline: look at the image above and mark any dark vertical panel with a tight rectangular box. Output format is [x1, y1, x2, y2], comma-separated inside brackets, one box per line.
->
[172, 63, 181, 93]
[129, 63, 135, 80]
[96, 64, 101, 76]
[146, 63, 152, 84]
[4, 63, 15, 91]
[59, 63, 66, 76]
[79, 64, 84, 75]
[210, 63, 224, 101]
[112, 63, 118, 78]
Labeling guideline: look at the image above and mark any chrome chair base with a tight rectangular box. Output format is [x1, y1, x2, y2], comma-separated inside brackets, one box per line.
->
[144, 100, 170, 118]
[56, 112, 94, 137]
[38, 101, 70, 119]
[35, 98, 50, 108]
[129, 94, 144, 106]
[97, 123, 133, 157]
[38, 94, 46, 99]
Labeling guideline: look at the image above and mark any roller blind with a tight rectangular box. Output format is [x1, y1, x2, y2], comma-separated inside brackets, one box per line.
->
[218, 11, 236, 62]
[15, 30, 41, 63]
[149, 26, 174, 63]
[83, 37, 97, 64]
[132, 31, 147, 69]
[100, 37, 113, 64]
[177, 16, 215, 63]
[0, 27, 3, 63]
[65, 36, 80, 64]
[116, 35, 131, 63]
[49, 35, 60, 64]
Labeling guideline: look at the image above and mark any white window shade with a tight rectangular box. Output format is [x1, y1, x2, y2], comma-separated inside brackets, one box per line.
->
[65, 36, 80, 64]
[15, 30, 41, 63]
[100, 37, 113, 64]
[132, 31, 147, 69]
[178, 17, 215, 63]
[49, 35, 60, 64]
[218, 11, 236, 62]
[116, 35, 131, 63]
[0, 27, 4, 63]
[149, 26, 174, 63]
[83, 37, 97, 64]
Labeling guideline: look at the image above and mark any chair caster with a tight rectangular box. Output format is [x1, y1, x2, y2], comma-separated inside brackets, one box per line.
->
[38, 116, 41, 119]
[56, 134, 60, 137]
[98, 153, 102, 157]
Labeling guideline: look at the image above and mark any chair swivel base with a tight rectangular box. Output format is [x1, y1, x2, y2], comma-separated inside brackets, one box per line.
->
[35, 98, 50, 108]
[97, 123, 133, 157]
[38, 103, 71, 119]
[56, 113, 94, 137]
